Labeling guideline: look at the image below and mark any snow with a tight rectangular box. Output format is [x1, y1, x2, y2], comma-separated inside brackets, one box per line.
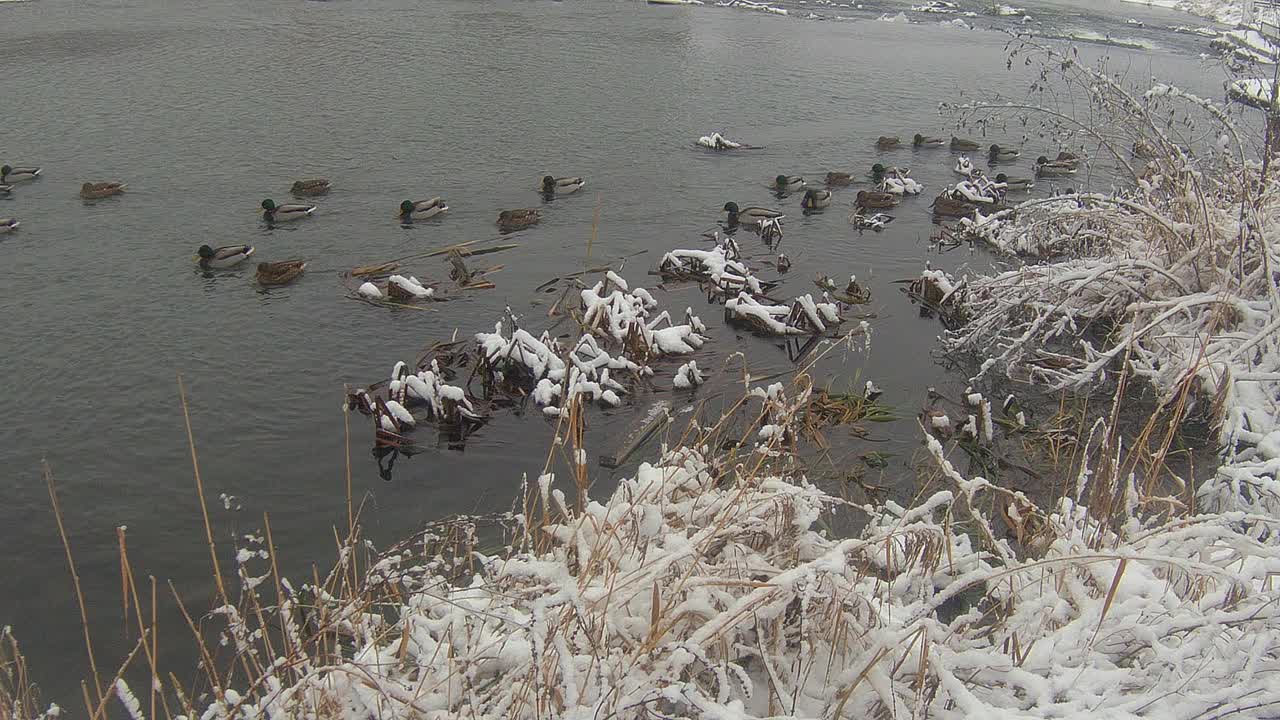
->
[696, 132, 745, 149]
[388, 274, 434, 299]
[672, 361, 704, 389]
[358, 282, 383, 299]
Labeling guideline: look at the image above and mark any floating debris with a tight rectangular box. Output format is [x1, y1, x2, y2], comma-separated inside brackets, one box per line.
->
[725, 292, 842, 335]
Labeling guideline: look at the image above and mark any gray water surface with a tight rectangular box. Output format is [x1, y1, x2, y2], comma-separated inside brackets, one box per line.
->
[1, 0, 1223, 706]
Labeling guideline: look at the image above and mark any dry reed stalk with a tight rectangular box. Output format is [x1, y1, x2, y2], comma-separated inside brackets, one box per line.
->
[43, 462, 104, 712]
[176, 375, 229, 607]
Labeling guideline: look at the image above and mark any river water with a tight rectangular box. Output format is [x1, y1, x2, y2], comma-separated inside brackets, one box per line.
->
[1, 0, 1225, 707]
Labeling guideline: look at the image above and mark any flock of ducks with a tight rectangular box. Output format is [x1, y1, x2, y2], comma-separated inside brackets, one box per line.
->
[0, 165, 587, 286]
[714, 133, 1082, 235]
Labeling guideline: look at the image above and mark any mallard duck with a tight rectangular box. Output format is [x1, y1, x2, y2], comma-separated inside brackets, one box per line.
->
[399, 197, 448, 221]
[855, 190, 897, 209]
[876, 136, 902, 149]
[994, 173, 1033, 191]
[291, 179, 331, 196]
[256, 260, 307, 286]
[1034, 156, 1077, 177]
[913, 134, 944, 147]
[825, 172, 854, 186]
[1, 165, 41, 183]
[954, 155, 977, 178]
[951, 136, 981, 151]
[800, 188, 832, 210]
[80, 181, 126, 199]
[871, 163, 909, 178]
[988, 144, 1021, 161]
[0, 218, 18, 233]
[497, 208, 541, 231]
[774, 175, 806, 192]
[540, 176, 585, 195]
[723, 201, 784, 225]
[261, 198, 315, 222]
[196, 244, 254, 269]
[932, 192, 974, 218]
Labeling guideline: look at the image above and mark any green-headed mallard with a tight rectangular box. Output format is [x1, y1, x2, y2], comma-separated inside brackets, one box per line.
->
[773, 175, 806, 192]
[291, 179, 331, 196]
[994, 173, 1033, 191]
[988, 144, 1020, 161]
[871, 163, 909, 178]
[1034, 156, 1077, 177]
[0, 217, 18, 233]
[723, 201, 784, 226]
[257, 260, 307, 286]
[913, 134, 944, 147]
[196, 244, 254, 269]
[399, 197, 448, 221]
[801, 188, 832, 210]
[950, 136, 980, 151]
[824, 172, 854, 187]
[1, 165, 41, 183]
[261, 198, 315, 222]
[80, 181, 126, 199]
[497, 208, 541, 231]
[540, 175, 586, 195]
[855, 190, 898, 209]
[876, 136, 902, 149]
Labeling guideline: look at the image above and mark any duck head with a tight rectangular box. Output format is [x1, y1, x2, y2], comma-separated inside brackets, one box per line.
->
[0, 165, 10, 178]
[995, 173, 1008, 183]
[775, 175, 790, 189]
[400, 200, 415, 216]
[262, 198, 277, 212]
[871, 163, 886, 176]
[1036, 156, 1050, 165]
[913, 134, 925, 145]
[541, 175, 556, 192]
[81, 182, 94, 194]
[291, 181, 305, 192]
[723, 201, 740, 215]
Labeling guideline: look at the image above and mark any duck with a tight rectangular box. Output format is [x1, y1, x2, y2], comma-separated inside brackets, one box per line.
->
[1, 165, 41, 183]
[880, 174, 925, 195]
[773, 175, 806, 192]
[776, 254, 792, 273]
[399, 197, 448, 221]
[950, 136, 981, 151]
[852, 210, 895, 231]
[1054, 151, 1081, 166]
[0, 184, 11, 194]
[954, 155, 977, 178]
[497, 208, 541, 231]
[988, 144, 1021, 162]
[261, 198, 316, 222]
[994, 173, 1034, 191]
[855, 190, 898, 209]
[824, 171, 854, 186]
[932, 191, 975, 218]
[723, 201, 784, 226]
[540, 175, 586, 195]
[196, 244, 255, 269]
[291, 179, 331, 196]
[800, 188, 832, 210]
[80, 181, 127, 199]
[256, 260, 308, 286]
[871, 163, 909, 178]
[1034, 156, 1077, 177]
[876, 136, 902, 149]
[0, 218, 18, 233]
[913, 134, 945, 147]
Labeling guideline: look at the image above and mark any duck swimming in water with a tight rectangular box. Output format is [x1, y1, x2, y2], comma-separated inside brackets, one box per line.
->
[994, 173, 1033, 191]
[291, 179, 331, 196]
[1034, 156, 1078, 177]
[800, 188, 832, 210]
[914, 134, 944, 147]
[825, 171, 855, 186]
[876, 136, 902, 149]
[498, 208, 541, 231]
[950, 136, 981, 151]
[773, 175, 806, 192]
[80, 181, 127, 199]
[856, 190, 898, 209]
[1, 165, 41, 183]
[540, 175, 586, 195]
[261, 198, 315, 221]
[723, 201, 784, 226]
[196, 244, 255, 269]
[256, 260, 308, 286]
[399, 197, 448, 221]
[988, 144, 1021, 162]
[0, 218, 18, 233]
